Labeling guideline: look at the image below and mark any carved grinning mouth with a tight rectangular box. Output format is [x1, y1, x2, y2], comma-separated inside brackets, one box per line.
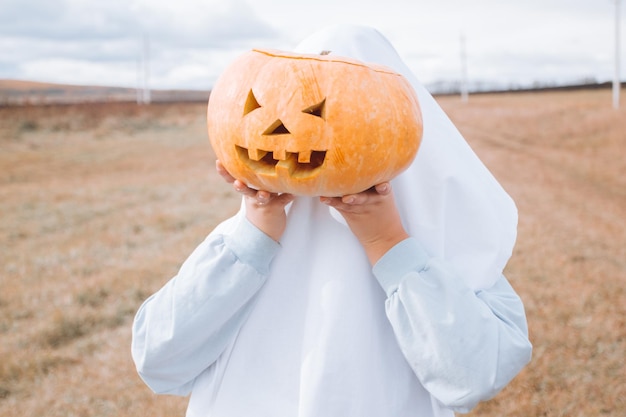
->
[236, 145, 327, 177]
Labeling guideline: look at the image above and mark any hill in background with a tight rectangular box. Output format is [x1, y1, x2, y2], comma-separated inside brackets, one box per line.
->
[0, 79, 210, 105]
[2, 78, 620, 106]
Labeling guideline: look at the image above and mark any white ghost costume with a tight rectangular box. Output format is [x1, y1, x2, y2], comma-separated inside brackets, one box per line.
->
[132, 25, 532, 417]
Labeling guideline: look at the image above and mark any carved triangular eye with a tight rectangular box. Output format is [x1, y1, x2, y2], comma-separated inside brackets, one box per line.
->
[243, 89, 261, 116]
[302, 98, 326, 120]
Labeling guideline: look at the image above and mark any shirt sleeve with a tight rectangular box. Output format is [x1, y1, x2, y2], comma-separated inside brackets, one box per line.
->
[131, 217, 281, 396]
[373, 237, 532, 413]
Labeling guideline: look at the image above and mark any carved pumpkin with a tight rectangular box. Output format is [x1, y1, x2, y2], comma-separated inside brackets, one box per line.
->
[207, 48, 423, 196]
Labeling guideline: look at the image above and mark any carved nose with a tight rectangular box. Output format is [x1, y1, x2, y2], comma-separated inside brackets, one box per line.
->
[263, 119, 290, 135]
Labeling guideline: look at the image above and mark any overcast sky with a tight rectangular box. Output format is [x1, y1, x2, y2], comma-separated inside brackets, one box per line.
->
[0, 0, 623, 91]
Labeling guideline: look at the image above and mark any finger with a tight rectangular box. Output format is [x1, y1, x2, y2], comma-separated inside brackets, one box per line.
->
[341, 193, 367, 205]
[320, 196, 341, 206]
[343, 185, 386, 205]
[274, 193, 295, 207]
[341, 183, 392, 205]
[320, 197, 358, 214]
[216, 160, 236, 183]
[374, 182, 392, 195]
[255, 190, 271, 205]
[233, 179, 258, 197]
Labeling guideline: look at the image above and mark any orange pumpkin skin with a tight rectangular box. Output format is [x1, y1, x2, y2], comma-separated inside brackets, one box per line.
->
[207, 48, 423, 197]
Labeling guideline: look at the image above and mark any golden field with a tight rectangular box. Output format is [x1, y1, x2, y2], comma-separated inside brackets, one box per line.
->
[1, 89, 624, 416]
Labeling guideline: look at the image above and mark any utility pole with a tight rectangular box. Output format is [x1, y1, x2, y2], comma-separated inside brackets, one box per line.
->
[613, 0, 622, 109]
[136, 34, 151, 105]
[143, 33, 151, 105]
[460, 33, 469, 103]
[136, 54, 142, 105]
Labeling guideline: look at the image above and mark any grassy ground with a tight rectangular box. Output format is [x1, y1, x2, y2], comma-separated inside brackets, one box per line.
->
[0, 89, 624, 416]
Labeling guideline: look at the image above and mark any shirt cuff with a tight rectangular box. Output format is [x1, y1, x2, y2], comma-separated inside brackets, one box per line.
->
[372, 237, 430, 297]
[224, 217, 281, 274]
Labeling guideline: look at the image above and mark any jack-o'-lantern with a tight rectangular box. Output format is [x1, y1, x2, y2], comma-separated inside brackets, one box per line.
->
[207, 48, 423, 197]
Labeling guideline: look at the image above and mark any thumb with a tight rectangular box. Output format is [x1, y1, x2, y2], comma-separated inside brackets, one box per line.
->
[274, 193, 295, 207]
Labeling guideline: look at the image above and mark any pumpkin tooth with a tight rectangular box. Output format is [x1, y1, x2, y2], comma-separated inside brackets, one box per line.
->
[248, 148, 268, 161]
[275, 153, 297, 176]
[273, 149, 288, 161]
[297, 150, 311, 163]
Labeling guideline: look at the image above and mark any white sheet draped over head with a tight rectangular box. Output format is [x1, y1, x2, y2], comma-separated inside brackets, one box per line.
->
[294, 24, 518, 290]
[188, 24, 518, 417]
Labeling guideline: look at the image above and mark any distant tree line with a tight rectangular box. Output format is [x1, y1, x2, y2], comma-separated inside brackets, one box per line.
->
[428, 79, 620, 96]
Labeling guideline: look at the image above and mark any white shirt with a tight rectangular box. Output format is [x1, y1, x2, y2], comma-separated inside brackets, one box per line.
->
[132, 215, 531, 416]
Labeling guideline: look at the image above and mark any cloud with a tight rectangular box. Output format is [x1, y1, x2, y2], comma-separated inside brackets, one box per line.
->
[0, 0, 278, 45]
[0, 0, 621, 90]
[0, 0, 136, 40]
[131, 0, 279, 47]
[0, 0, 282, 88]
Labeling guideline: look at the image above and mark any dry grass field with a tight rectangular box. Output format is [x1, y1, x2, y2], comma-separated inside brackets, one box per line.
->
[1, 88, 624, 416]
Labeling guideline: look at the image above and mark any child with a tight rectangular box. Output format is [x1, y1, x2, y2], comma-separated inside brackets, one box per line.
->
[132, 24, 532, 417]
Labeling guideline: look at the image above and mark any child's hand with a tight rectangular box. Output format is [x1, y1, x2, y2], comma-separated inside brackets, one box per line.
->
[216, 160, 295, 242]
[320, 183, 409, 265]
